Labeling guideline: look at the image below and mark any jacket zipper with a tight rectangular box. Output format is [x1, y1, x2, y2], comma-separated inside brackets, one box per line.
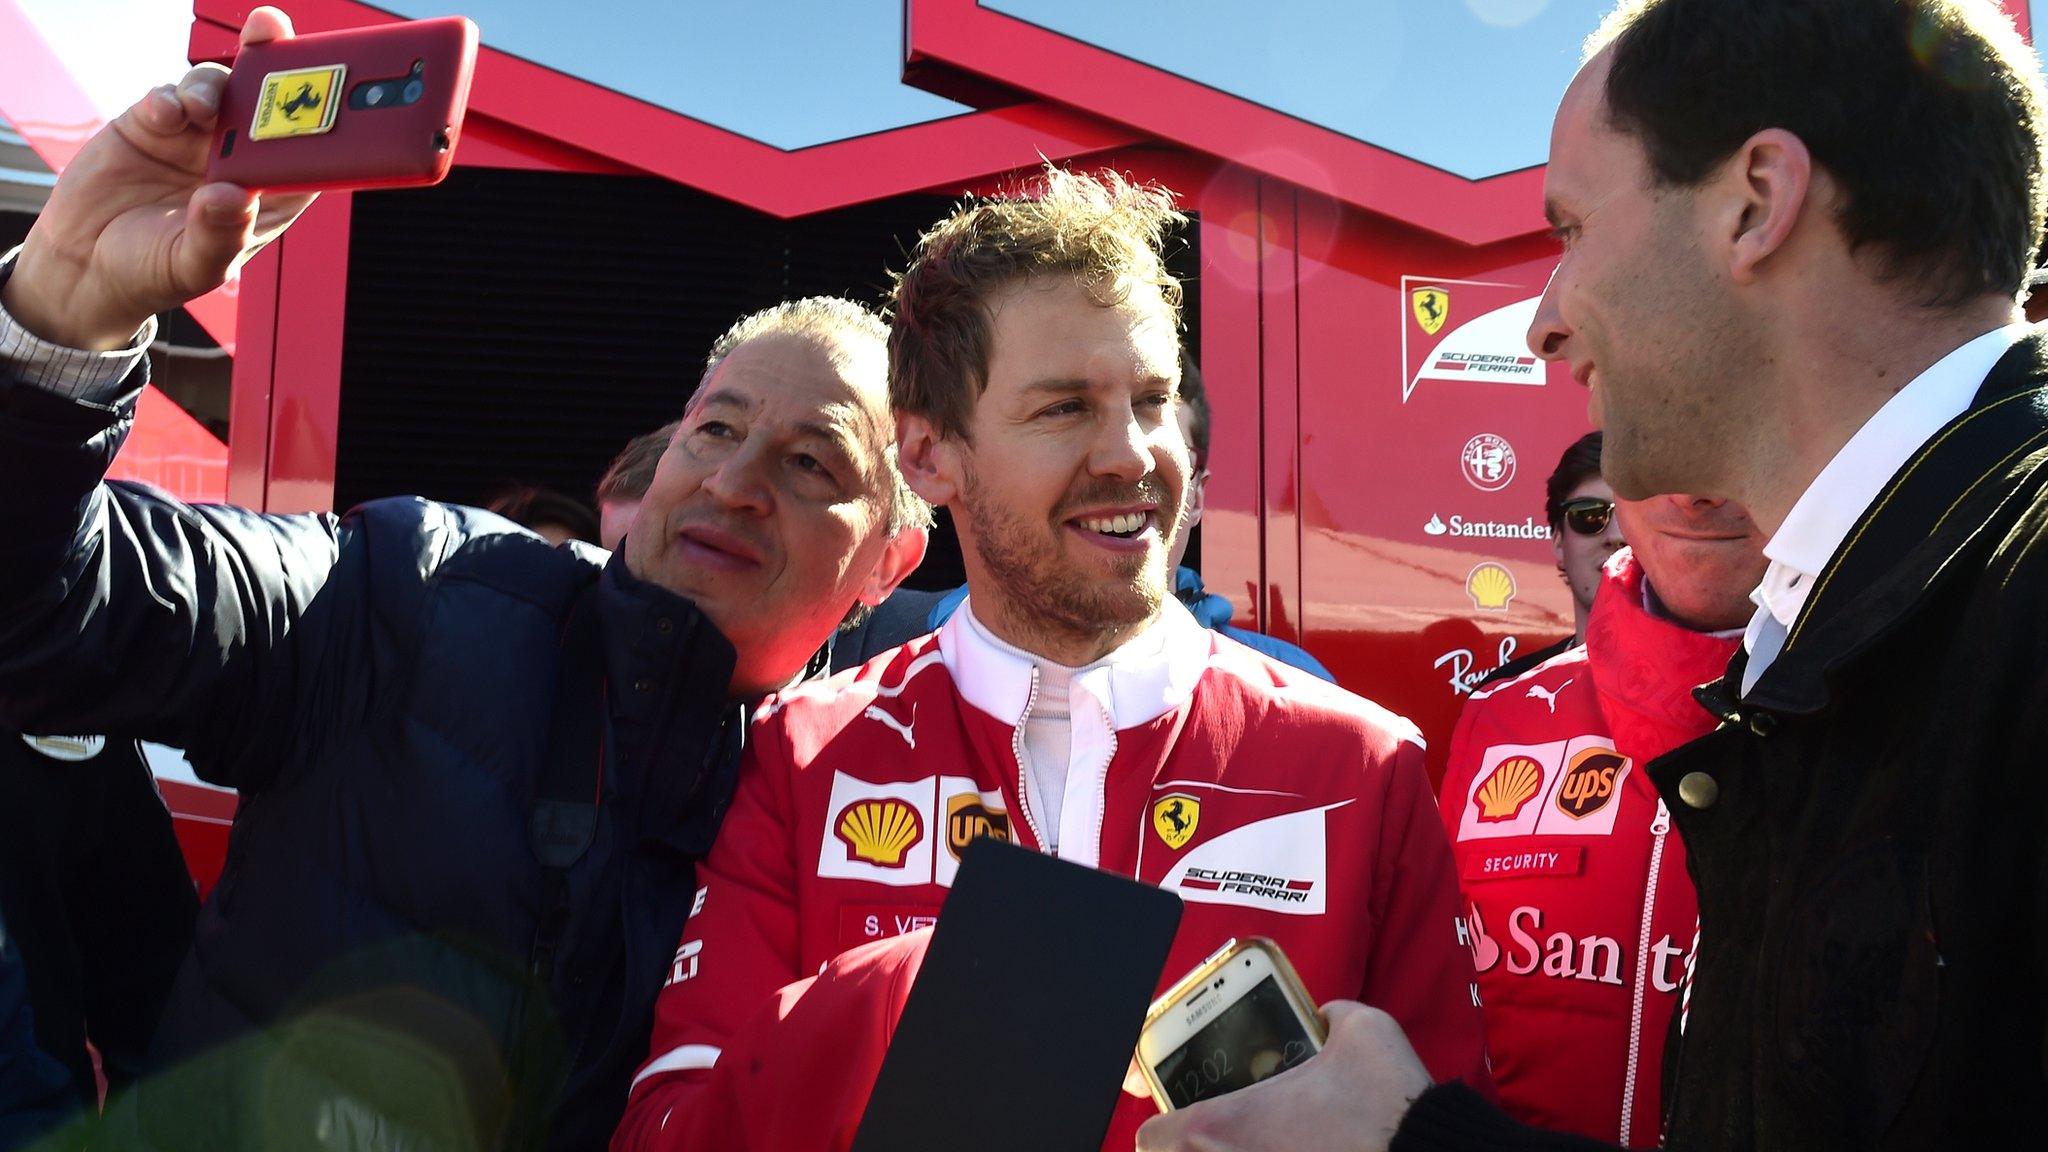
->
[1619, 798, 1671, 1147]
[1090, 701, 1117, 857]
[1011, 665, 1049, 853]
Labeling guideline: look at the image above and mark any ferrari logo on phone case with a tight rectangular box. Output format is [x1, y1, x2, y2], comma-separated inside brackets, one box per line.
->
[1152, 794, 1201, 851]
[250, 65, 346, 141]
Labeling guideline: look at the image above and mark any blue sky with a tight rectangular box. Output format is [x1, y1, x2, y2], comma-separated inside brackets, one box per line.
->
[20, 1, 2046, 173]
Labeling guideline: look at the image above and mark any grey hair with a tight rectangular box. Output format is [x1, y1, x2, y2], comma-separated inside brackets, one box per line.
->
[698, 297, 933, 537]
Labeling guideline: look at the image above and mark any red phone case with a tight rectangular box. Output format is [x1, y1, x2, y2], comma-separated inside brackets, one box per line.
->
[206, 16, 478, 194]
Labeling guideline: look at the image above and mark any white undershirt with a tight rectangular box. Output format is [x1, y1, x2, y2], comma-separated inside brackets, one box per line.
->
[961, 610, 1113, 852]
[1022, 664, 1074, 843]
[1741, 322, 2031, 694]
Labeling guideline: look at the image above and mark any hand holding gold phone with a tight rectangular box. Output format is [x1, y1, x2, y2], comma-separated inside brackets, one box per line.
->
[1134, 937, 1326, 1112]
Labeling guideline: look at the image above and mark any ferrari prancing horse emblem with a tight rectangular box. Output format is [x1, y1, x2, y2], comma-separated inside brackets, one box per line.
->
[1412, 286, 1449, 336]
[1152, 793, 1201, 851]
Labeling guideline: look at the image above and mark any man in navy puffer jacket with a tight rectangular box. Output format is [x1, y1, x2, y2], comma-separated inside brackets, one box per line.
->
[0, 11, 928, 1149]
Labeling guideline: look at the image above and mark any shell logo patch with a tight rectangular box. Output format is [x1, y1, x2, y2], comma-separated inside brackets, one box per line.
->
[251, 65, 346, 141]
[1152, 793, 1201, 850]
[1473, 755, 1544, 822]
[1554, 747, 1629, 820]
[835, 798, 923, 868]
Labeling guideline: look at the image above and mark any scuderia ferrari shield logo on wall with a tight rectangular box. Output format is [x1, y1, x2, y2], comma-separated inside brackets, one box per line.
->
[1152, 794, 1201, 850]
[1412, 286, 1449, 336]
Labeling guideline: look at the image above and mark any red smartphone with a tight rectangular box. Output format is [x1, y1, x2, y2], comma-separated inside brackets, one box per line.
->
[206, 16, 479, 193]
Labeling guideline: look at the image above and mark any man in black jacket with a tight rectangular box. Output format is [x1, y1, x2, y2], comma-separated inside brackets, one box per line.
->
[0, 911, 74, 1151]
[0, 732, 198, 1134]
[0, 9, 927, 1149]
[1139, 1, 2048, 1150]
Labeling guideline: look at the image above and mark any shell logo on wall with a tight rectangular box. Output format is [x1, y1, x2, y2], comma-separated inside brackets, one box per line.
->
[1466, 562, 1518, 611]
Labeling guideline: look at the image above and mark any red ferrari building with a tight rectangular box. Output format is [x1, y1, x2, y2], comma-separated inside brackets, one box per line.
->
[5, 0, 2038, 890]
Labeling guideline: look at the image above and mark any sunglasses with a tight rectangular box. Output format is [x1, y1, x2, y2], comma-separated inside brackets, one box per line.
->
[1560, 496, 1616, 537]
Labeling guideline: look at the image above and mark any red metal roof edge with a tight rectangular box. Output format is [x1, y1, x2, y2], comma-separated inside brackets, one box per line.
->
[192, 0, 1147, 218]
[904, 0, 2040, 246]
[903, 0, 1550, 247]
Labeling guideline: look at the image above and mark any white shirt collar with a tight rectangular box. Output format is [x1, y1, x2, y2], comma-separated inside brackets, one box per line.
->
[1749, 322, 2031, 632]
[937, 595, 1211, 730]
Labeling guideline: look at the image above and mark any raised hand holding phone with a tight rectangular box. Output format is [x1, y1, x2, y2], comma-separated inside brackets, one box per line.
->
[1, 7, 316, 351]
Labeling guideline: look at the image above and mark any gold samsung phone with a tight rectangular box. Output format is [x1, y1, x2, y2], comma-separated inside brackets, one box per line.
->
[1134, 937, 1326, 1112]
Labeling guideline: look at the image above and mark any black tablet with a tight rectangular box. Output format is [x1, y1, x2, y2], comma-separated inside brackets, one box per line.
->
[850, 838, 1184, 1152]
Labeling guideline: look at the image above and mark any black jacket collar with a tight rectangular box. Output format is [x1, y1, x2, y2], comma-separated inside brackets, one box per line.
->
[594, 553, 736, 709]
[1728, 330, 2048, 718]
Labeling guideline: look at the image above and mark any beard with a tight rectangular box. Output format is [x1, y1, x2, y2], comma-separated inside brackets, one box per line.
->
[960, 462, 1176, 647]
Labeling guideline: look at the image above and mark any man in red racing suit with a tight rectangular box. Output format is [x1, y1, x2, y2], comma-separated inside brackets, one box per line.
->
[618, 599, 1487, 1151]
[1438, 496, 1766, 1146]
[615, 169, 1485, 1152]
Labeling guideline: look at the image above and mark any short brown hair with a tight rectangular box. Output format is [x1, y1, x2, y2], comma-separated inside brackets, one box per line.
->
[1177, 348, 1209, 471]
[485, 483, 599, 545]
[1591, 0, 2048, 307]
[888, 167, 1186, 441]
[595, 421, 680, 505]
[1544, 431, 1605, 532]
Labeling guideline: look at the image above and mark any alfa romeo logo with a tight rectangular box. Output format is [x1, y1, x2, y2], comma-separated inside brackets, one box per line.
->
[1460, 433, 1516, 492]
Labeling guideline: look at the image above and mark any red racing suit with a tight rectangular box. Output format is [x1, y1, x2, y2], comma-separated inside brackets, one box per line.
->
[617, 599, 1487, 1152]
[1438, 550, 1737, 1147]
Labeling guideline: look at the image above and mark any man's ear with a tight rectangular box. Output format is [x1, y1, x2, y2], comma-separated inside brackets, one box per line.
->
[897, 413, 959, 507]
[859, 525, 929, 607]
[1722, 127, 1812, 285]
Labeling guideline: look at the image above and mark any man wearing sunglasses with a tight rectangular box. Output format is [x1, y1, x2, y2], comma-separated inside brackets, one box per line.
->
[1480, 433, 1625, 688]
[1436, 494, 1765, 1145]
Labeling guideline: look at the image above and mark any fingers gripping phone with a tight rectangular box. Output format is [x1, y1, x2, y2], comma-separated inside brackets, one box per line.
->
[1136, 937, 1327, 1111]
[207, 16, 479, 193]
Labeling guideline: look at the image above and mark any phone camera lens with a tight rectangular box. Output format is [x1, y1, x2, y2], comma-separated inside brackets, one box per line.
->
[364, 85, 386, 106]
[402, 79, 425, 104]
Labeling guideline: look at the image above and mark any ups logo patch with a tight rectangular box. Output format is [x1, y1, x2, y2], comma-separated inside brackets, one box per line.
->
[945, 793, 1009, 859]
[1554, 747, 1628, 820]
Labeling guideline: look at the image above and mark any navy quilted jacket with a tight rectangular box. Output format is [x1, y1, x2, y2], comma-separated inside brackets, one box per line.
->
[0, 367, 741, 1151]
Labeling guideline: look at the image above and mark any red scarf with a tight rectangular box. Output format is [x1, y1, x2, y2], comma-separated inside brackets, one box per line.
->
[1583, 550, 1742, 765]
